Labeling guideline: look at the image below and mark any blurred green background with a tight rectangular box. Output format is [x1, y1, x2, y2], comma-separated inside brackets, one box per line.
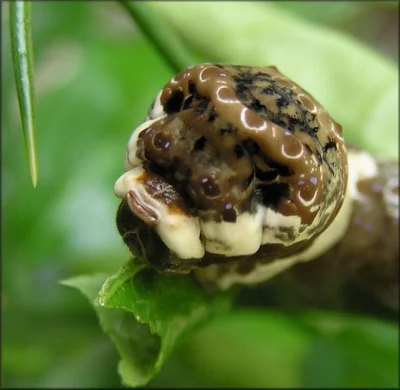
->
[2, 1, 398, 388]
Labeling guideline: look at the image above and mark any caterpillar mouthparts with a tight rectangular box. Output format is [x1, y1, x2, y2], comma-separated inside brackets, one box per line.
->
[114, 63, 349, 278]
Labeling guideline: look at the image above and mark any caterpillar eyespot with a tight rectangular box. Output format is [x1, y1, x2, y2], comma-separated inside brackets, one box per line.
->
[114, 64, 398, 309]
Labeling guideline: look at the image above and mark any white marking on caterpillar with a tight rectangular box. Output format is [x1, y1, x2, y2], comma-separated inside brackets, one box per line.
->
[261, 210, 301, 245]
[125, 117, 166, 171]
[146, 90, 165, 121]
[200, 208, 265, 256]
[115, 167, 205, 260]
[383, 177, 399, 220]
[240, 108, 268, 131]
[347, 150, 378, 202]
[297, 188, 319, 207]
[281, 143, 304, 159]
[216, 85, 237, 104]
[204, 149, 378, 289]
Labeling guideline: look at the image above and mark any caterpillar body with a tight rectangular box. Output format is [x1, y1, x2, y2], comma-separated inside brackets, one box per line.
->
[114, 64, 398, 310]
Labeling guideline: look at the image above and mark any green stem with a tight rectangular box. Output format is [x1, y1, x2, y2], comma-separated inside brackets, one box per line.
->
[119, 1, 194, 73]
[9, 1, 38, 188]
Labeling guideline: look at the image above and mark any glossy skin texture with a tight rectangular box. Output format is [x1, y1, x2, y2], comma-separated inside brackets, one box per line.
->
[115, 64, 347, 269]
[286, 157, 399, 310]
[114, 64, 398, 309]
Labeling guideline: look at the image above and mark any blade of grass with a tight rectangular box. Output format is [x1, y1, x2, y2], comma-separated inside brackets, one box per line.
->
[9, 1, 38, 188]
[119, 1, 194, 73]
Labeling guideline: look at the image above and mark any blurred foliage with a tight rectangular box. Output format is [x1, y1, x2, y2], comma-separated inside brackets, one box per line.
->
[273, 1, 399, 62]
[120, 1, 195, 73]
[2, 1, 398, 388]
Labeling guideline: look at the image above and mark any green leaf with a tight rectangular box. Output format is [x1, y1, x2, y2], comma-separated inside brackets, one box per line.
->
[62, 260, 233, 387]
[149, 2, 398, 158]
[300, 311, 399, 387]
[9, 1, 38, 187]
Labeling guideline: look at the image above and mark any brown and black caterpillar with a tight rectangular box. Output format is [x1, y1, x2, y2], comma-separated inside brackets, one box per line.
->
[114, 64, 399, 311]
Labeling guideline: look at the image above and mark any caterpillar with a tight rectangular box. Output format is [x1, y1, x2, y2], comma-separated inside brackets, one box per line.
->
[114, 64, 398, 310]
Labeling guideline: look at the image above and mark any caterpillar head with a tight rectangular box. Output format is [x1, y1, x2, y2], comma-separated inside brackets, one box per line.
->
[114, 64, 348, 279]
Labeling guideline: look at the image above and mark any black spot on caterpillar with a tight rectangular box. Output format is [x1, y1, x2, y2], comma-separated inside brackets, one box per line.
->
[115, 64, 399, 311]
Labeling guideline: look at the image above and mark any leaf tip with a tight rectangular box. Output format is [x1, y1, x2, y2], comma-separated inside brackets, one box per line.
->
[30, 161, 38, 188]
